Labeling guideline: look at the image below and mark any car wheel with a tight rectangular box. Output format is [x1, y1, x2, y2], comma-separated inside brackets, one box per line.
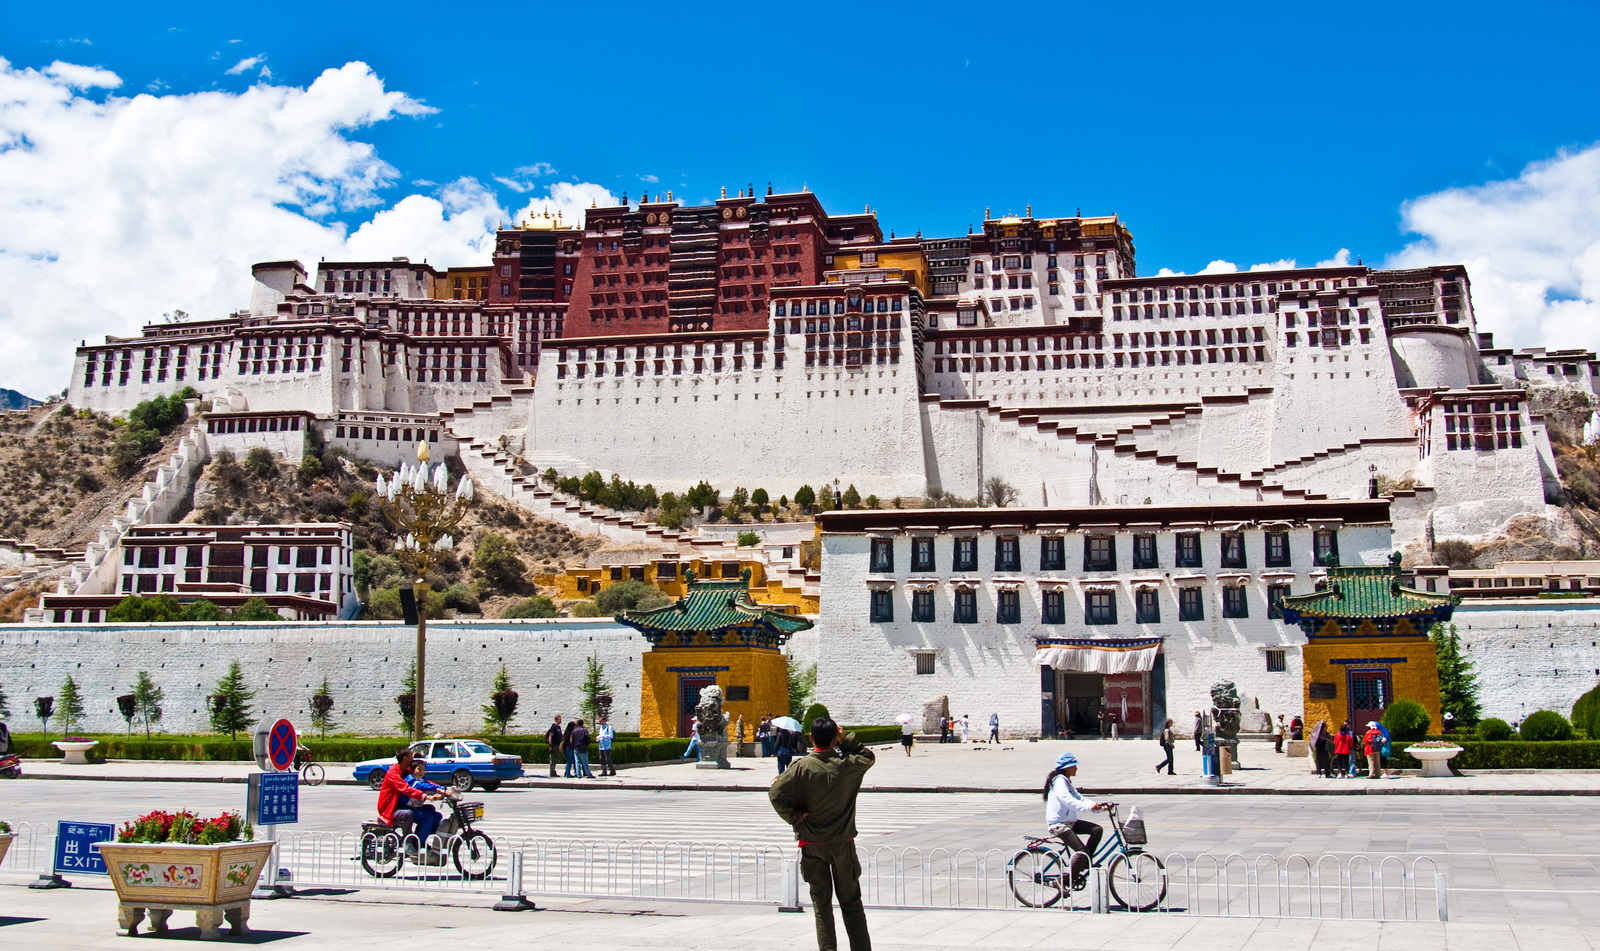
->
[366, 769, 385, 791]
[480, 782, 500, 793]
[451, 769, 474, 792]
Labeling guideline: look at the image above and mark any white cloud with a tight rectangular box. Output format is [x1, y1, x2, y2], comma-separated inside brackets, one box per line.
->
[259, 66, 272, 81]
[513, 181, 618, 230]
[226, 56, 264, 75]
[1249, 258, 1297, 272]
[0, 57, 611, 398]
[1199, 259, 1238, 274]
[1316, 248, 1352, 268]
[1389, 142, 1600, 350]
[639, 173, 659, 184]
[1155, 267, 1184, 277]
[494, 162, 557, 193]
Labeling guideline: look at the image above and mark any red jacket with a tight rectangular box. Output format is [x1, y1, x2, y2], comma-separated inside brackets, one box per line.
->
[1333, 732, 1353, 755]
[377, 763, 414, 824]
[1363, 728, 1382, 755]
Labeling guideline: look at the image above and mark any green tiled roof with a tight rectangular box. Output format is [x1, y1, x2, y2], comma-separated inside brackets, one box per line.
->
[1279, 564, 1458, 634]
[617, 571, 812, 649]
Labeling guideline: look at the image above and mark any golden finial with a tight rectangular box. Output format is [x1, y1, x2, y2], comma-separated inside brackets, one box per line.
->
[416, 441, 430, 463]
[1026, 203, 1032, 217]
[721, 186, 727, 199]
[985, 206, 991, 220]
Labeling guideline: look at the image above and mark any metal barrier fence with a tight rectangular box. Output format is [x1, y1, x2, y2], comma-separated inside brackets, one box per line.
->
[0, 822, 1445, 922]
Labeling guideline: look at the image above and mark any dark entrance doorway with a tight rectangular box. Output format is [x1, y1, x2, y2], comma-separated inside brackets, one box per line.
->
[680, 676, 714, 738]
[1348, 669, 1391, 728]
[1055, 673, 1105, 737]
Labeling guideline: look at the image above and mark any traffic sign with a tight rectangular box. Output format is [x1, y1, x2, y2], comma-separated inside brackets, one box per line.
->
[266, 718, 296, 772]
[248, 772, 299, 826]
[53, 821, 115, 876]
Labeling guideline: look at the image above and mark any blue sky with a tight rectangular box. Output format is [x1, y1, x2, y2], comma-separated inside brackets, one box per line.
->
[4, 1, 1600, 395]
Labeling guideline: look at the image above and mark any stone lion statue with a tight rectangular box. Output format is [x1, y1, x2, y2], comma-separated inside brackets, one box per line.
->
[695, 685, 731, 769]
[1210, 680, 1242, 766]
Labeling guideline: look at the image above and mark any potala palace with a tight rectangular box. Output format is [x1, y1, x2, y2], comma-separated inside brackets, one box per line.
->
[7, 189, 1599, 740]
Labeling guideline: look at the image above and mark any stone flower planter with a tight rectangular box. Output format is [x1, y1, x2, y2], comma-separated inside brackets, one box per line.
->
[51, 740, 98, 765]
[0, 832, 13, 868]
[98, 840, 274, 939]
[1408, 745, 1463, 778]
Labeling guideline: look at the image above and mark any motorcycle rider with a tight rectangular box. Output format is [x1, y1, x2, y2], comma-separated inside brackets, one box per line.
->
[377, 747, 444, 854]
[407, 759, 451, 849]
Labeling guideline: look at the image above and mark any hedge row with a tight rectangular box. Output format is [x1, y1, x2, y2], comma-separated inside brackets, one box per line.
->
[1390, 740, 1600, 770]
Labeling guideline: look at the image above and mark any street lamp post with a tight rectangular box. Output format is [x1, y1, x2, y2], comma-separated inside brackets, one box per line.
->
[376, 441, 474, 742]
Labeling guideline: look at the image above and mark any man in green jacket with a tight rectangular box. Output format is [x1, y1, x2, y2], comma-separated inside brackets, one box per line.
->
[768, 717, 875, 951]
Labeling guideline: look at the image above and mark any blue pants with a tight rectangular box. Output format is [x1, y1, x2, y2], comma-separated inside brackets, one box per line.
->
[577, 751, 593, 777]
[777, 749, 793, 774]
[413, 805, 441, 844]
[759, 735, 774, 757]
[683, 736, 701, 759]
[565, 748, 577, 777]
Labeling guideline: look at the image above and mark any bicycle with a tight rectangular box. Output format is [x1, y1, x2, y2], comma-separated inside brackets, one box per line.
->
[1008, 803, 1166, 911]
[295, 745, 325, 787]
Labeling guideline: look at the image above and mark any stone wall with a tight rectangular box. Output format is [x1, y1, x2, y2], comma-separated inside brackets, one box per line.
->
[0, 618, 645, 736]
[1451, 600, 1600, 725]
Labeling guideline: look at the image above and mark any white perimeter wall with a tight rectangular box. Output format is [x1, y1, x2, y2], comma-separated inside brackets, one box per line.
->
[0, 619, 645, 735]
[1451, 600, 1600, 725]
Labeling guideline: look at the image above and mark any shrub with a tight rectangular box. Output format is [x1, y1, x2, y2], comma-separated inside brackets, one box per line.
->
[1574, 682, 1600, 738]
[472, 533, 527, 591]
[1519, 710, 1575, 742]
[297, 454, 323, 484]
[1388, 740, 1600, 770]
[442, 583, 481, 613]
[502, 596, 556, 619]
[116, 809, 252, 845]
[230, 598, 281, 622]
[1431, 539, 1476, 568]
[1381, 698, 1430, 741]
[569, 600, 603, 618]
[737, 531, 760, 547]
[1477, 717, 1515, 741]
[802, 703, 831, 730]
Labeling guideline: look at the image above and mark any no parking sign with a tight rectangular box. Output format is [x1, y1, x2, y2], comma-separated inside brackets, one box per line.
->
[253, 716, 297, 772]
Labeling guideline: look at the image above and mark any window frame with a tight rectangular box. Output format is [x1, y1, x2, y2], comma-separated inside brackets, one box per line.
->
[996, 589, 1021, 624]
[1267, 583, 1291, 620]
[1135, 587, 1160, 624]
[1313, 529, 1340, 567]
[1222, 584, 1249, 619]
[1265, 648, 1287, 673]
[953, 587, 978, 623]
[1264, 531, 1290, 568]
[995, 535, 1021, 573]
[1041, 589, 1065, 624]
[1178, 586, 1204, 621]
[869, 538, 895, 573]
[1221, 531, 1247, 569]
[1083, 535, 1117, 572]
[1176, 532, 1202, 568]
[911, 589, 935, 622]
[911, 536, 936, 572]
[953, 537, 978, 572]
[870, 588, 894, 622]
[1132, 534, 1158, 569]
[1085, 591, 1117, 625]
[1040, 535, 1066, 571]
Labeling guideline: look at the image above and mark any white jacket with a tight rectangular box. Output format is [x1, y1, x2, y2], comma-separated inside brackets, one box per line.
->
[1045, 774, 1097, 828]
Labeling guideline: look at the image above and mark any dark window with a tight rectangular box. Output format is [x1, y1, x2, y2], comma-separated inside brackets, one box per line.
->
[1267, 583, 1291, 619]
[1042, 589, 1065, 624]
[870, 538, 894, 573]
[1176, 533, 1202, 568]
[912, 589, 935, 622]
[1265, 531, 1290, 567]
[870, 589, 894, 622]
[1223, 585, 1248, 618]
[1086, 591, 1117, 625]
[1266, 649, 1287, 673]
[911, 537, 935, 572]
[726, 686, 752, 701]
[954, 537, 978, 572]
[1133, 534, 1158, 569]
[1221, 532, 1247, 569]
[1135, 588, 1160, 623]
[995, 535, 1020, 572]
[1313, 530, 1339, 567]
[954, 587, 978, 623]
[997, 589, 1021, 624]
[1084, 535, 1116, 571]
[1040, 535, 1065, 570]
[915, 653, 936, 675]
[1179, 587, 1204, 621]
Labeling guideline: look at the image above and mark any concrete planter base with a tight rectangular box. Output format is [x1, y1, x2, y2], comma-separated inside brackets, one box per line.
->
[1409, 746, 1463, 778]
[51, 740, 98, 765]
[0, 832, 13, 867]
[98, 840, 274, 940]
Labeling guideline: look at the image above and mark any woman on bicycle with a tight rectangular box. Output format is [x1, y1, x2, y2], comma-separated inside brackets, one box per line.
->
[1043, 752, 1107, 884]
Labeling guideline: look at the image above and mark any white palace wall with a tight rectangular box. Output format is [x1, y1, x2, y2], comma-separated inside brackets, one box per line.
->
[1450, 600, 1600, 724]
[0, 618, 645, 736]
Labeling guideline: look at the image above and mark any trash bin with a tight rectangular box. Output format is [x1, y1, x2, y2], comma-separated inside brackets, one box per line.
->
[1219, 747, 1233, 775]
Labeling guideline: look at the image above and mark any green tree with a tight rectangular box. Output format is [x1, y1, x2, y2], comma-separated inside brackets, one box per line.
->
[1519, 710, 1574, 741]
[208, 661, 255, 739]
[578, 655, 614, 725]
[131, 671, 164, 739]
[794, 485, 816, 512]
[1381, 698, 1431, 740]
[787, 655, 817, 719]
[309, 677, 336, 739]
[865, 495, 880, 509]
[230, 598, 281, 622]
[1431, 623, 1482, 726]
[594, 580, 671, 616]
[737, 531, 760, 547]
[842, 484, 861, 509]
[244, 447, 277, 480]
[569, 600, 603, 617]
[482, 665, 519, 735]
[183, 599, 223, 622]
[730, 486, 750, 512]
[751, 488, 769, 513]
[297, 454, 323, 485]
[0, 680, 10, 718]
[107, 594, 185, 622]
[395, 660, 429, 735]
[472, 533, 527, 590]
[684, 480, 719, 510]
[56, 675, 86, 736]
[802, 702, 830, 729]
[502, 596, 557, 619]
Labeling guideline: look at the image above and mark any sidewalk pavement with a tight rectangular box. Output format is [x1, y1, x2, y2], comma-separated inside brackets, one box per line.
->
[21, 738, 1600, 795]
[3, 881, 1593, 950]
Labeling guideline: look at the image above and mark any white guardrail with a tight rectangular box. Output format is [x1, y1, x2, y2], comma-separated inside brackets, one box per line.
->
[0, 821, 1447, 921]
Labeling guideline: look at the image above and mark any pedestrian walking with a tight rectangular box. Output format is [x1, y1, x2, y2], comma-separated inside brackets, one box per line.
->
[959, 714, 970, 744]
[563, 719, 578, 777]
[900, 719, 915, 756]
[570, 719, 595, 778]
[988, 712, 1000, 744]
[758, 715, 774, 757]
[1332, 722, 1354, 778]
[939, 716, 950, 744]
[683, 716, 702, 760]
[736, 714, 746, 756]
[1363, 721, 1384, 779]
[769, 717, 875, 951]
[1192, 711, 1204, 751]
[597, 715, 616, 776]
[1098, 708, 1109, 739]
[1310, 721, 1334, 778]
[1155, 718, 1176, 774]
[1272, 714, 1285, 754]
[776, 728, 796, 774]
[544, 715, 564, 778]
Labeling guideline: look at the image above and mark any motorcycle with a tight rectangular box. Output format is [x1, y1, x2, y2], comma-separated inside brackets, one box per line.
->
[0, 752, 20, 779]
[360, 790, 497, 879]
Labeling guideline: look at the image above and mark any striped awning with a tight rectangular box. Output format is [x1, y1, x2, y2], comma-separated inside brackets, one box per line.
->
[1035, 637, 1162, 674]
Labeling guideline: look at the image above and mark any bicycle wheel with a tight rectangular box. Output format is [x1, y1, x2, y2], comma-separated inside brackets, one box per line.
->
[1107, 850, 1166, 912]
[360, 831, 404, 879]
[1008, 846, 1063, 908]
[451, 830, 498, 880]
[301, 763, 325, 786]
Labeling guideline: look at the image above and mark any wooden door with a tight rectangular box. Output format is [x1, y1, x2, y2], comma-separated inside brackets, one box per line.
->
[680, 677, 714, 738]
